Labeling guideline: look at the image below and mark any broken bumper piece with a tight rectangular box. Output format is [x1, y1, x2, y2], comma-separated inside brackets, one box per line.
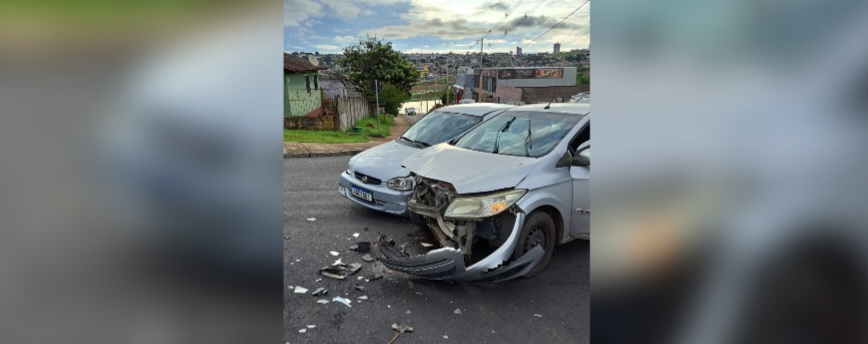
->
[377, 212, 545, 282]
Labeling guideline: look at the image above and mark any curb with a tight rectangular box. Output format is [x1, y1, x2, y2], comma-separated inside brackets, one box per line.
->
[283, 150, 364, 158]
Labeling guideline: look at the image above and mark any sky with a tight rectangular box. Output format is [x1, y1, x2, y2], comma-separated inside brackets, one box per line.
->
[284, 0, 590, 54]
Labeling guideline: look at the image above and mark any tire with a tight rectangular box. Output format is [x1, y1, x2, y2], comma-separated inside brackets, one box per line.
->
[409, 211, 427, 229]
[513, 211, 557, 278]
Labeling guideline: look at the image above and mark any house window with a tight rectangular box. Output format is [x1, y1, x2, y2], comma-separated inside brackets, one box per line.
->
[313, 74, 319, 90]
[305, 75, 311, 93]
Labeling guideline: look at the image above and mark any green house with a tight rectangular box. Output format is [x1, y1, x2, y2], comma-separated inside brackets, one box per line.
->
[284, 53, 328, 117]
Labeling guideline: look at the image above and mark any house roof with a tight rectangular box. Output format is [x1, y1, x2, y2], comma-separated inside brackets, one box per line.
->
[284, 53, 328, 73]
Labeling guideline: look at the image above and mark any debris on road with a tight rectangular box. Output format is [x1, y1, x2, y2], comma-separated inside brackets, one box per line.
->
[307, 217, 316, 222]
[353, 233, 360, 238]
[364, 226, 369, 231]
[319, 259, 364, 280]
[443, 335, 449, 339]
[406, 310, 411, 314]
[332, 296, 352, 307]
[357, 295, 369, 301]
[366, 274, 383, 282]
[329, 251, 339, 256]
[321, 272, 345, 280]
[392, 323, 413, 333]
[362, 253, 374, 262]
[315, 278, 322, 283]
[316, 299, 329, 304]
[312, 287, 327, 296]
[534, 314, 543, 318]
[354, 285, 365, 291]
[307, 325, 316, 329]
[453, 308, 462, 315]
[350, 242, 370, 252]
[421, 242, 433, 248]
[299, 328, 306, 333]
[293, 286, 309, 294]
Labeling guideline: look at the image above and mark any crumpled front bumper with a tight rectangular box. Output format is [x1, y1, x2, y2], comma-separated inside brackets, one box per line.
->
[377, 212, 545, 282]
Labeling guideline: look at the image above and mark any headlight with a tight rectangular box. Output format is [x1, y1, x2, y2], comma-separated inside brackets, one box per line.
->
[444, 189, 526, 219]
[387, 176, 414, 191]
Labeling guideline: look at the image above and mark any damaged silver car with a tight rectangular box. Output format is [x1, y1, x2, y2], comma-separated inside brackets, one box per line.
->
[378, 103, 590, 282]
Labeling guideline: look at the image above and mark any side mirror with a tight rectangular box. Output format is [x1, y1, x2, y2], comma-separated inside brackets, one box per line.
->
[572, 148, 590, 167]
[556, 149, 572, 168]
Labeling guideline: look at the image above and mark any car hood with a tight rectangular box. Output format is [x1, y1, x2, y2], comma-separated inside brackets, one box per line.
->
[351, 140, 418, 179]
[402, 143, 537, 194]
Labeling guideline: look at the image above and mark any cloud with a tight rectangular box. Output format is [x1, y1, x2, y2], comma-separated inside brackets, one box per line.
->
[322, 0, 363, 19]
[314, 44, 341, 51]
[484, 1, 510, 12]
[374, 18, 488, 40]
[333, 35, 359, 44]
[284, 0, 323, 27]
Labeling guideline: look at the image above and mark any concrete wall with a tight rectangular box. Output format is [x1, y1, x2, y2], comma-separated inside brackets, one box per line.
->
[285, 71, 323, 117]
[337, 97, 373, 131]
[496, 84, 524, 105]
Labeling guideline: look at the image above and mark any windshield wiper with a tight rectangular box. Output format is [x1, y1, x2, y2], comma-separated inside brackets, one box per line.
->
[524, 118, 532, 157]
[493, 116, 516, 154]
[400, 136, 428, 148]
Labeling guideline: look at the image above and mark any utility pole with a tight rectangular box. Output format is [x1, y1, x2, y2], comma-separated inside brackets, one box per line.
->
[477, 38, 484, 103]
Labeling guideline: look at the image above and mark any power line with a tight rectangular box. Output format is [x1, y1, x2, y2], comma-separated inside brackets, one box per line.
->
[480, 0, 528, 41]
[563, 29, 590, 46]
[522, 0, 589, 48]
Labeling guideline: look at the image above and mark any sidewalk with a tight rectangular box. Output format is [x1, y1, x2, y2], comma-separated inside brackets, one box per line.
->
[284, 114, 411, 158]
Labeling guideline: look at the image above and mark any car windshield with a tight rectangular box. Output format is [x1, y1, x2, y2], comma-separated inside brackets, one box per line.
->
[400, 110, 483, 147]
[455, 110, 582, 157]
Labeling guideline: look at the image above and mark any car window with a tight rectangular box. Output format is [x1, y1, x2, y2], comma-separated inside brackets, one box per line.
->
[456, 110, 583, 157]
[401, 111, 482, 146]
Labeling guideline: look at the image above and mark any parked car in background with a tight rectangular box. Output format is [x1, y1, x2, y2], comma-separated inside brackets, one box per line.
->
[570, 92, 590, 103]
[339, 103, 514, 216]
[379, 103, 591, 282]
[459, 99, 476, 104]
[405, 107, 417, 116]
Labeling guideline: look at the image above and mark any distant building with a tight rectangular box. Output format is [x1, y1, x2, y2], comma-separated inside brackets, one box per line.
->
[284, 53, 328, 117]
[416, 66, 430, 79]
[553, 43, 561, 54]
[516, 47, 523, 57]
[466, 66, 580, 104]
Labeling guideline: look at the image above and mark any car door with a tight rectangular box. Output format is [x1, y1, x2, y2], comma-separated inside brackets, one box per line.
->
[570, 141, 590, 237]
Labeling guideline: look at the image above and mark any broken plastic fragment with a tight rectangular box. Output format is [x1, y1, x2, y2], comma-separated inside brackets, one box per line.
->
[453, 308, 462, 315]
[350, 242, 371, 252]
[316, 299, 329, 304]
[299, 328, 306, 333]
[349, 263, 363, 274]
[329, 251, 339, 256]
[294, 286, 309, 294]
[362, 254, 374, 262]
[444, 335, 449, 339]
[391, 323, 414, 333]
[312, 287, 327, 296]
[357, 295, 369, 301]
[332, 296, 352, 307]
[354, 285, 365, 291]
[321, 271, 345, 280]
[534, 314, 542, 317]
[307, 325, 316, 328]
[352, 233, 360, 238]
[406, 310, 411, 314]
[368, 274, 383, 281]
[307, 217, 316, 222]
[333, 258, 344, 265]
[421, 242, 433, 248]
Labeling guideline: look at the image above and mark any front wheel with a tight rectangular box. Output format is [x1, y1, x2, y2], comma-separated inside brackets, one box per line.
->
[513, 211, 556, 278]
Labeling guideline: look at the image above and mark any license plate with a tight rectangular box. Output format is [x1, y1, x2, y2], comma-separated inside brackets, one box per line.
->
[351, 185, 373, 202]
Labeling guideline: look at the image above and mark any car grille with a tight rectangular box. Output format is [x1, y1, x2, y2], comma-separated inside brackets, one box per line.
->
[354, 172, 382, 185]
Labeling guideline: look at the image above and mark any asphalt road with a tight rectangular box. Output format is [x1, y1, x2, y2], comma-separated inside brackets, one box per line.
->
[284, 156, 589, 344]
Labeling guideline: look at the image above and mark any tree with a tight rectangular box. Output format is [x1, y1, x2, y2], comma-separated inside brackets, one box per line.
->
[378, 83, 408, 115]
[338, 36, 420, 101]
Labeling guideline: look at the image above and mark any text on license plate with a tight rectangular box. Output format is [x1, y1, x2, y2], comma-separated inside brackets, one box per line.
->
[351, 185, 373, 202]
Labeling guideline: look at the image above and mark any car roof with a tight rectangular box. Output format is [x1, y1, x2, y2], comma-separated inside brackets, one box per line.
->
[507, 102, 590, 116]
[436, 103, 515, 117]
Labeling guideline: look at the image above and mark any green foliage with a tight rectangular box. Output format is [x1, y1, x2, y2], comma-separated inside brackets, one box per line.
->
[576, 74, 590, 86]
[378, 83, 407, 115]
[353, 114, 395, 138]
[283, 115, 395, 143]
[338, 36, 421, 102]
